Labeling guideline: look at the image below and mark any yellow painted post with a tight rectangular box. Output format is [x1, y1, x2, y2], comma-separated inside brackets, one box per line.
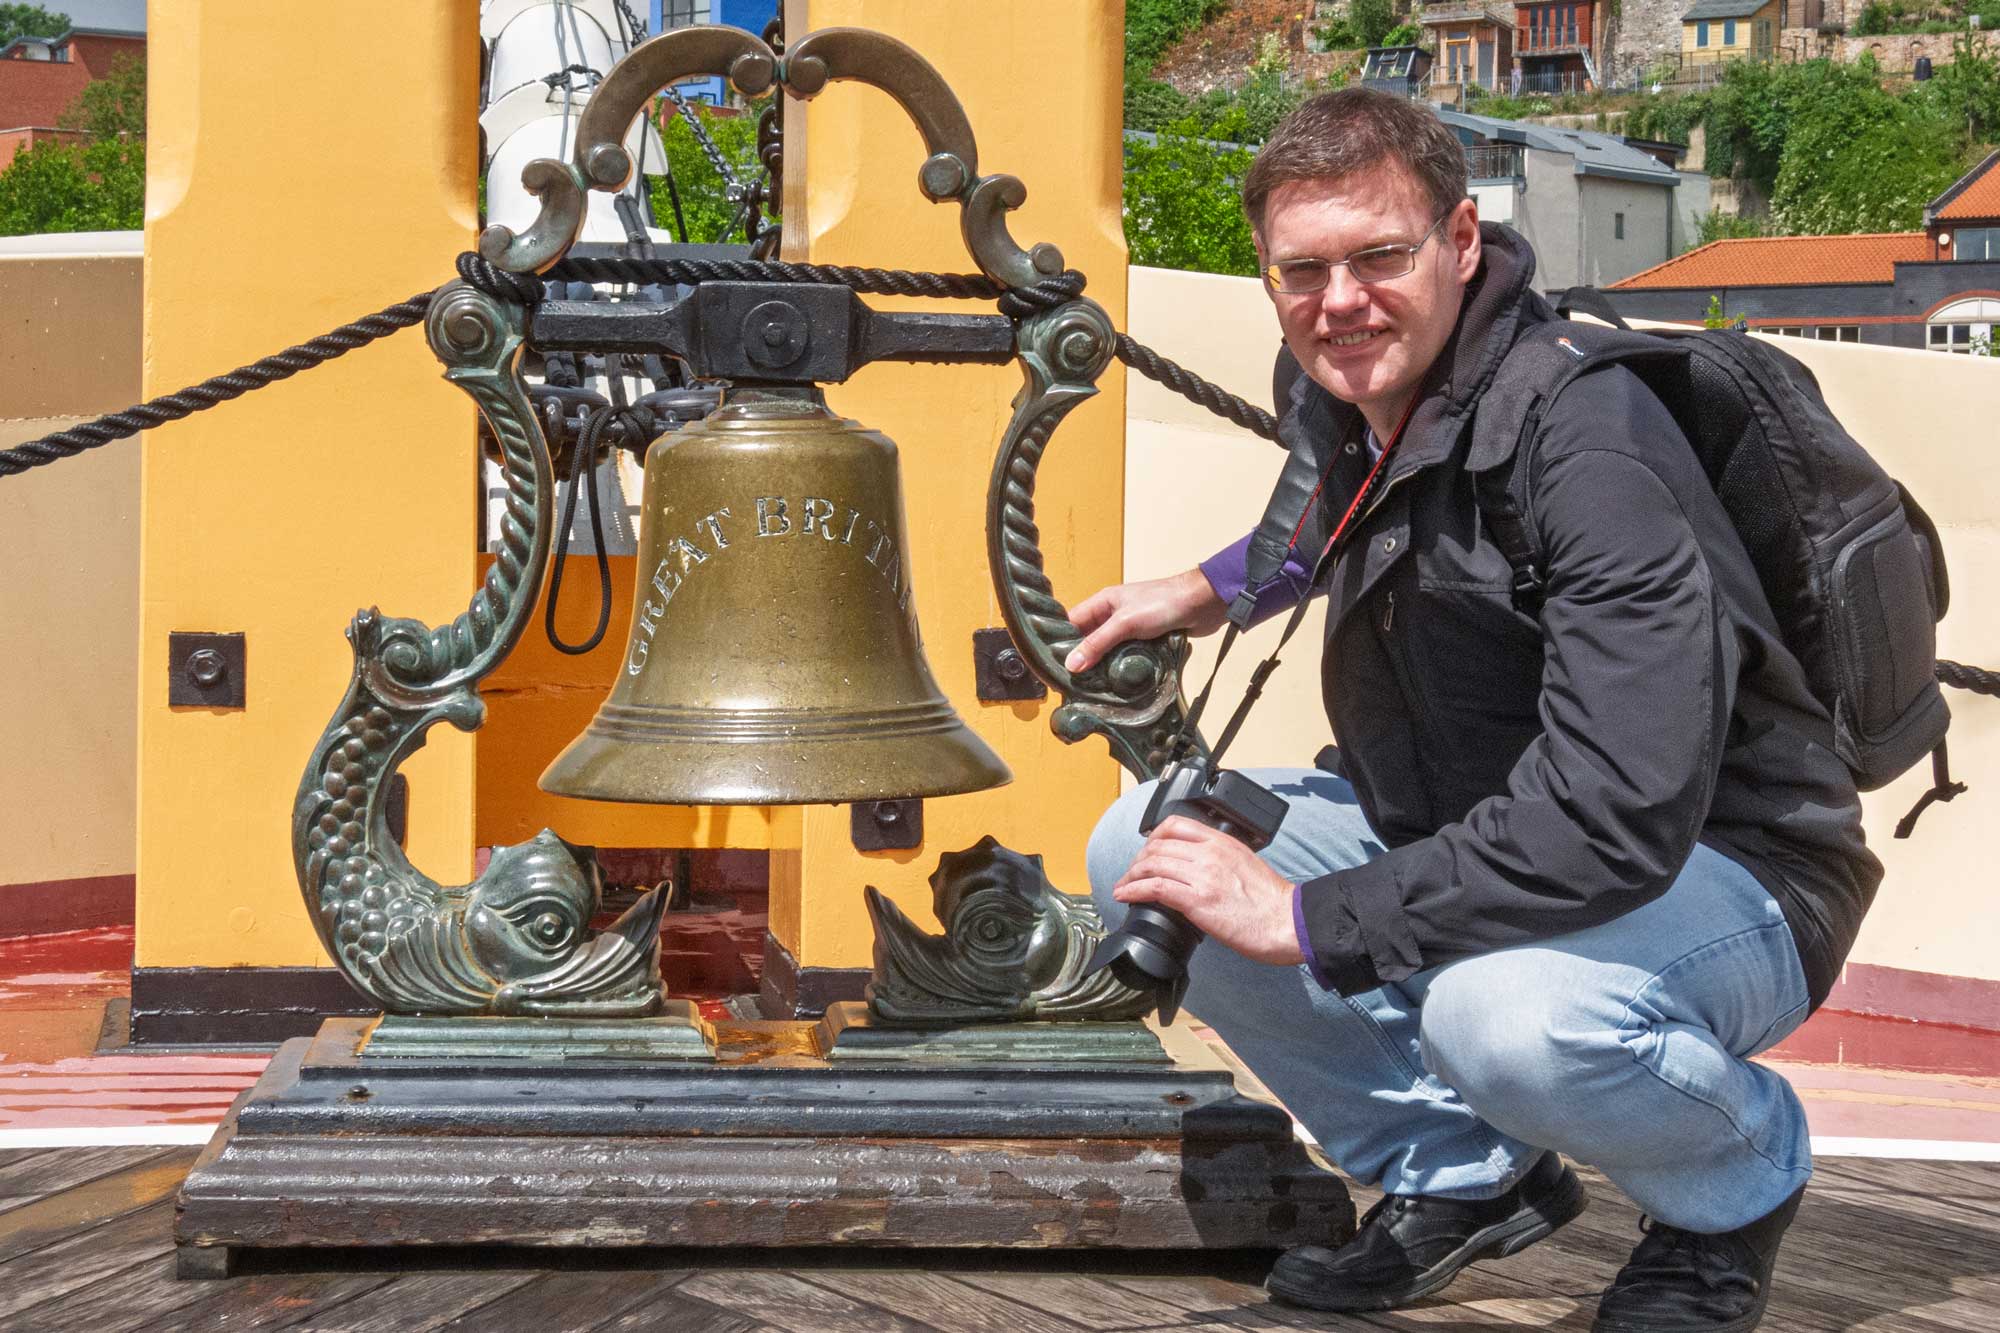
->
[135, 6, 481, 979]
[772, 0, 1129, 972]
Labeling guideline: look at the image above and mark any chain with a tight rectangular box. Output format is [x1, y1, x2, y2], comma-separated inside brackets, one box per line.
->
[664, 84, 746, 200]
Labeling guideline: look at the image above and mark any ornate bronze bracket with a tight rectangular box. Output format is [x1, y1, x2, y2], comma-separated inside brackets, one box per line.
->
[291, 284, 667, 1017]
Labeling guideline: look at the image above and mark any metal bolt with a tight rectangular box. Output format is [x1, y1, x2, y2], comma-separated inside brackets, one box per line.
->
[187, 648, 227, 688]
[874, 801, 902, 825]
[762, 321, 787, 347]
[994, 648, 1028, 681]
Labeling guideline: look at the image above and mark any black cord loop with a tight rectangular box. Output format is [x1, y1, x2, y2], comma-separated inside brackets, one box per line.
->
[544, 404, 645, 656]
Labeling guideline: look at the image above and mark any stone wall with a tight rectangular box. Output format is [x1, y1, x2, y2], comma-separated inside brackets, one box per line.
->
[1825, 27, 2000, 73]
[1602, 0, 1689, 84]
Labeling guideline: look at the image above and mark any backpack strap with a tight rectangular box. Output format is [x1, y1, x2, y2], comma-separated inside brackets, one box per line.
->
[1550, 286, 1634, 330]
[1470, 321, 1693, 616]
[1476, 451, 1547, 617]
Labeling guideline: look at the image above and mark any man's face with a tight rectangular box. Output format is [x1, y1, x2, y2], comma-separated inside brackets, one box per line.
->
[1256, 169, 1481, 427]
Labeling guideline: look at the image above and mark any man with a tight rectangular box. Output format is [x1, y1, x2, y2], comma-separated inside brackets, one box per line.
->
[1071, 89, 1878, 1332]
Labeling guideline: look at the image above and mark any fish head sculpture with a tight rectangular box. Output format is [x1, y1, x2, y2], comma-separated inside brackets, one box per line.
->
[464, 831, 602, 984]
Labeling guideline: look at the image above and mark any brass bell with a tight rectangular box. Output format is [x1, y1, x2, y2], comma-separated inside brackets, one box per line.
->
[541, 390, 1012, 805]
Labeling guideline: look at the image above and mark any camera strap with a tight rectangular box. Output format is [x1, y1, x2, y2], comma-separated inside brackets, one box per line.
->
[1172, 391, 1417, 771]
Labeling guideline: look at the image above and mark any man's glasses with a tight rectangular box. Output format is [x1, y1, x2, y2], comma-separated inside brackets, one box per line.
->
[1261, 210, 1455, 294]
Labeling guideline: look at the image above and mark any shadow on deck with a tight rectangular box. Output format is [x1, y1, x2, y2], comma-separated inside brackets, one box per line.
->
[0, 1146, 1992, 1329]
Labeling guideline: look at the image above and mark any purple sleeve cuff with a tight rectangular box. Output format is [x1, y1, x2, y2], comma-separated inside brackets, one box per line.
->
[1292, 882, 1337, 990]
[1199, 533, 1315, 628]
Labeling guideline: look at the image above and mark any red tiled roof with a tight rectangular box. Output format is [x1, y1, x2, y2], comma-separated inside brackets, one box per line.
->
[1934, 151, 2000, 221]
[1608, 232, 1933, 289]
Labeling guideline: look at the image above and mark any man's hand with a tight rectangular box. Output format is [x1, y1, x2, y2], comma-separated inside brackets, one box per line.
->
[1112, 816, 1305, 966]
[1065, 568, 1229, 673]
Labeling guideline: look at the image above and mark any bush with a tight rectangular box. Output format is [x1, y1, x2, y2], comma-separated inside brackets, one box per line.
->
[1126, 75, 1194, 132]
[1852, 1, 1892, 35]
[1695, 208, 1773, 244]
[1127, 0, 1226, 75]
[1380, 22, 1425, 47]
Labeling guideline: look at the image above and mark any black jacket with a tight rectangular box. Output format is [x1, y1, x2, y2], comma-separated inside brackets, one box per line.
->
[1286, 224, 1880, 1008]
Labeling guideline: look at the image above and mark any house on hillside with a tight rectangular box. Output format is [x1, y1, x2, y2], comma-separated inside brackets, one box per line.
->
[1513, 0, 1602, 94]
[1440, 108, 1711, 288]
[1418, 1, 1516, 95]
[1603, 150, 2000, 349]
[1681, 0, 1781, 67]
[0, 24, 145, 163]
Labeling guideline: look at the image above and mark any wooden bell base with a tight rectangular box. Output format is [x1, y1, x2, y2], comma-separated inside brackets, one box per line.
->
[174, 1011, 1354, 1279]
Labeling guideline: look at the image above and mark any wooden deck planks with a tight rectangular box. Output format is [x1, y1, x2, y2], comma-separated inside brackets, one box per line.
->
[0, 1148, 1993, 1330]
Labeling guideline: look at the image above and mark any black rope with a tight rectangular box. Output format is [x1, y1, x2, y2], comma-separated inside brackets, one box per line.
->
[1114, 332, 1279, 442]
[1939, 658, 2000, 697]
[0, 293, 434, 478]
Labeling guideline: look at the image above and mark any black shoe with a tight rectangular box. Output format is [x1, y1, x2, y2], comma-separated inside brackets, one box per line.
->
[1266, 1151, 1587, 1312]
[1593, 1184, 1806, 1332]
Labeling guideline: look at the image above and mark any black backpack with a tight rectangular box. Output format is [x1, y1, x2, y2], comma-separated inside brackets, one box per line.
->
[1470, 290, 1957, 833]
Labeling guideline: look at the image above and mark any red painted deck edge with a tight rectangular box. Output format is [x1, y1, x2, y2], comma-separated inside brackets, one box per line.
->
[0, 876, 135, 939]
[1824, 961, 2000, 1033]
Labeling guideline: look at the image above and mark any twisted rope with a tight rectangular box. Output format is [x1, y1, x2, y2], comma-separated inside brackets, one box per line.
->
[0, 294, 434, 478]
[4, 254, 1286, 481]
[1939, 659, 2000, 697]
[1115, 332, 1279, 442]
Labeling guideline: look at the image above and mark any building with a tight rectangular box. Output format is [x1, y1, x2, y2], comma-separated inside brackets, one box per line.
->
[1513, 0, 1601, 94]
[651, 0, 780, 103]
[1441, 108, 1711, 288]
[0, 24, 145, 164]
[1418, 1, 1517, 95]
[1359, 43, 1435, 99]
[1681, 0, 1782, 66]
[1604, 149, 2000, 350]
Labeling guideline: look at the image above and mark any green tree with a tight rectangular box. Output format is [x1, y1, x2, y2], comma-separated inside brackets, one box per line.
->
[1123, 121, 1258, 276]
[0, 137, 142, 233]
[0, 49, 144, 235]
[59, 53, 143, 138]
[1769, 62, 1964, 232]
[1348, 0, 1397, 48]
[645, 99, 768, 245]
[1701, 293, 1746, 328]
[0, 4, 67, 46]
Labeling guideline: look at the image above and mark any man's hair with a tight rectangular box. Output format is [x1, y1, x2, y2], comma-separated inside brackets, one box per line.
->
[1242, 88, 1469, 233]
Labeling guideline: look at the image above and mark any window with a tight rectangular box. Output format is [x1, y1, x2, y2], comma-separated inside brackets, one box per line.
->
[1765, 326, 1858, 341]
[662, 0, 712, 27]
[1724, 19, 1738, 43]
[1614, 212, 1625, 239]
[1928, 298, 2000, 352]
[1953, 228, 2000, 261]
[1697, 20, 1710, 46]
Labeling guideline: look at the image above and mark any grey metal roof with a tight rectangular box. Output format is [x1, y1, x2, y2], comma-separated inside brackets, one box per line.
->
[1436, 108, 1689, 186]
[1681, 0, 1773, 21]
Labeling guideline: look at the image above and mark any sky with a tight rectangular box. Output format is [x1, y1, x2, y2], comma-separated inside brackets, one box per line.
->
[47, 0, 145, 33]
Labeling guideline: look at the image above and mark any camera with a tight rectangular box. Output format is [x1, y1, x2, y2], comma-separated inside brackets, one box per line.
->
[1085, 759, 1288, 1023]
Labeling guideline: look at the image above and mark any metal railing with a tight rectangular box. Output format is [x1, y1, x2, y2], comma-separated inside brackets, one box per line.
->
[1464, 143, 1526, 179]
[1513, 68, 1590, 94]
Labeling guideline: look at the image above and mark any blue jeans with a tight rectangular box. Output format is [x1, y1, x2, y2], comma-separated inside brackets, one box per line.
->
[1085, 766, 1815, 1234]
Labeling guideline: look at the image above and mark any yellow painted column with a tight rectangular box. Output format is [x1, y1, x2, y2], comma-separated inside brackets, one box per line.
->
[135, 5, 480, 972]
[773, 0, 1129, 968]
